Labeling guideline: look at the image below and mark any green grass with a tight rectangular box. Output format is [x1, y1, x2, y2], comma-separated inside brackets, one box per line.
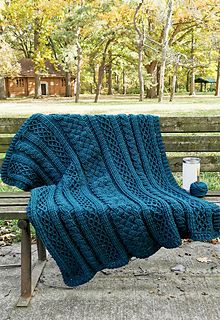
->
[1, 94, 220, 117]
[0, 179, 19, 192]
[173, 172, 220, 190]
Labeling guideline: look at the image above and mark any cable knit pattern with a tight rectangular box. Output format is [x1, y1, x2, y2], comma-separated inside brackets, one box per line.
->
[2, 113, 220, 286]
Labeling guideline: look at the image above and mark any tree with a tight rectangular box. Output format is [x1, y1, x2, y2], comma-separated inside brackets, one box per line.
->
[216, 47, 220, 96]
[169, 53, 180, 101]
[51, 1, 98, 100]
[133, 1, 145, 101]
[94, 37, 115, 102]
[0, 37, 21, 99]
[2, 0, 68, 98]
[158, 0, 173, 102]
[89, 1, 132, 102]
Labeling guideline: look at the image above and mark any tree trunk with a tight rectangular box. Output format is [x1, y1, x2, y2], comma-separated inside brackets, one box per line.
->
[94, 62, 105, 103]
[115, 72, 120, 93]
[156, 65, 160, 96]
[170, 55, 180, 102]
[146, 61, 158, 98]
[134, 1, 145, 102]
[138, 46, 144, 101]
[122, 68, 126, 95]
[186, 70, 190, 92]
[189, 68, 196, 95]
[158, 0, 173, 102]
[92, 64, 97, 88]
[94, 38, 114, 103]
[65, 71, 71, 97]
[34, 20, 41, 99]
[215, 48, 220, 97]
[170, 74, 177, 102]
[189, 30, 196, 96]
[34, 73, 41, 99]
[107, 51, 113, 95]
[0, 77, 6, 99]
[75, 37, 82, 103]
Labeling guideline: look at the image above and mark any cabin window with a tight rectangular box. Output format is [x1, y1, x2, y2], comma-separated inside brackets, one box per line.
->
[62, 78, 66, 86]
[16, 78, 24, 87]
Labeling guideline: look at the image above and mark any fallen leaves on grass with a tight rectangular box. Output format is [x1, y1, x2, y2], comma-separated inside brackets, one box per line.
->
[0, 225, 16, 246]
[208, 238, 220, 245]
[0, 221, 19, 246]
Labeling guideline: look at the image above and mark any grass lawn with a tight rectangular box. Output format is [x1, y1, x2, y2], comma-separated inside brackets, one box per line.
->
[0, 94, 220, 117]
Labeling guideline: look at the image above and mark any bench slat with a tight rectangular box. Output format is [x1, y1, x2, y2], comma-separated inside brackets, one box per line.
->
[0, 191, 219, 220]
[1, 136, 220, 154]
[0, 192, 30, 198]
[0, 136, 13, 144]
[207, 190, 220, 196]
[163, 135, 220, 152]
[204, 197, 220, 203]
[0, 206, 27, 219]
[1, 117, 220, 172]
[160, 117, 220, 133]
[0, 198, 29, 205]
[168, 155, 220, 172]
[0, 145, 10, 153]
[0, 118, 26, 134]
[1, 156, 220, 172]
[1, 117, 220, 134]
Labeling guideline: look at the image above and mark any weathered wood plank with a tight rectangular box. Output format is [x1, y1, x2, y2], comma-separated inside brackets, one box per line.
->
[0, 136, 13, 144]
[1, 117, 220, 134]
[207, 190, 220, 196]
[168, 155, 220, 172]
[0, 145, 10, 153]
[0, 192, 30, 198]
[0, 205, 27, 212]
[1, 154, 220, 172]
[163, 135, 220, 152]
[0, 118, 26, 134]
[0, 117, 220, 171]
[2, 133, 220, 153]
[0, 136, 13, 153]
[160, 117, 220, 133]
[0, 213, 27, 219]
[204, 197, 220, 203]
[0, 206, 27, 219]
[0, 198, 29, 205]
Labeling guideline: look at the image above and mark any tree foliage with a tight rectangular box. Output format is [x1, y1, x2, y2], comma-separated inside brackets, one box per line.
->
[0, 0, 220, 100]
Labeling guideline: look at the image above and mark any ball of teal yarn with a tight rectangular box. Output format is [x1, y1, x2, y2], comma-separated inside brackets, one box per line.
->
[190, 181, 208, 198]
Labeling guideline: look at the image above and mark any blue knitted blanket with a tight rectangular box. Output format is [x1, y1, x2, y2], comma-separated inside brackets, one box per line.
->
[2, 114, 220, 286]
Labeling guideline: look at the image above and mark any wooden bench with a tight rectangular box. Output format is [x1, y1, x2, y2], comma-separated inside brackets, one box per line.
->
[0, 116, 220, 306]
[0, 192, 46, 307]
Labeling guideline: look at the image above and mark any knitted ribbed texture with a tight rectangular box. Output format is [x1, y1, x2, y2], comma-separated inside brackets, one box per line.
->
[2, 114, 220, 286]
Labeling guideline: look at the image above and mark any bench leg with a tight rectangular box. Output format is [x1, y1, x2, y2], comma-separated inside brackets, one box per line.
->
[17, 219, 31, 306]
[16, 220, 47, 307]
[37, 236, 47, 261]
